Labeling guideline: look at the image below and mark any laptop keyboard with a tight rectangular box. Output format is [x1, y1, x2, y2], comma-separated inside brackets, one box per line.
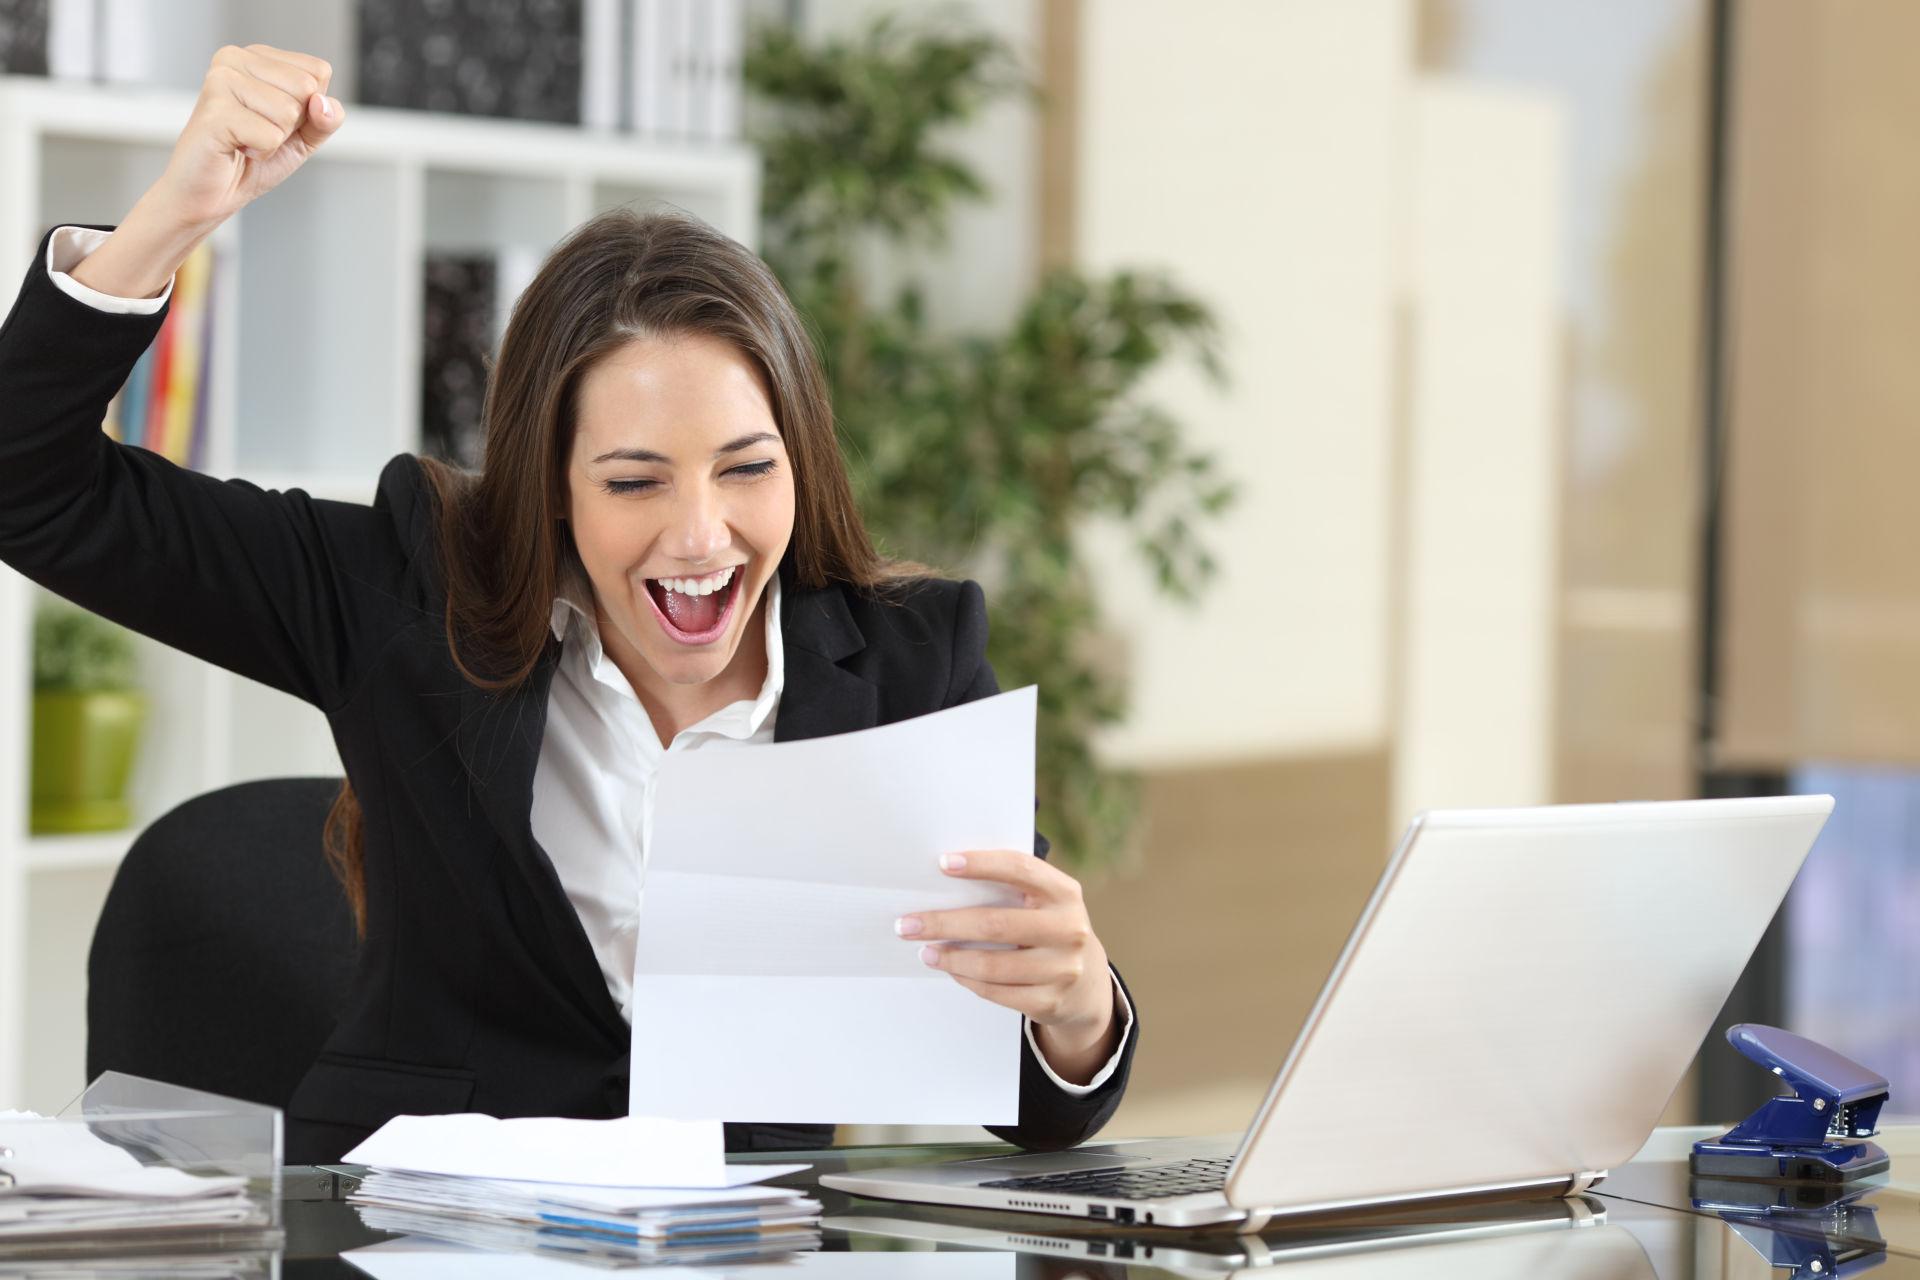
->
[979, 1155, 1232, 1201]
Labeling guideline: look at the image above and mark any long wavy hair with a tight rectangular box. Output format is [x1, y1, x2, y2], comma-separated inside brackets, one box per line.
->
[323, 208, 919, 933]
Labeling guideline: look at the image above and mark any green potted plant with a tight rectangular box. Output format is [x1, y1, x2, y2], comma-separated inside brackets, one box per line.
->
[31, 602, 147, 833]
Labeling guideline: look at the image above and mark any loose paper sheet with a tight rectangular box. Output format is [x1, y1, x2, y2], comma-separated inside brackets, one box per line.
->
[630, 687, 1038, 1124]
[341, 1115, 798, 1188]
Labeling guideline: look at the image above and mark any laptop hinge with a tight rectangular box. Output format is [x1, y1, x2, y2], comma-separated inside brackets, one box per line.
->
[1565, 1169, 1606, 1195]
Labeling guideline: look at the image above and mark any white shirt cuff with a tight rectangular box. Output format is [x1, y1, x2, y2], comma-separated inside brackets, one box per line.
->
[46, 225, 175, 314]
[1023, 967, 1135, 1096]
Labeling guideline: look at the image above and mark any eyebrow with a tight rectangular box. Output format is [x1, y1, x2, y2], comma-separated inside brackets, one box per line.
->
[591, 432, 780, 466]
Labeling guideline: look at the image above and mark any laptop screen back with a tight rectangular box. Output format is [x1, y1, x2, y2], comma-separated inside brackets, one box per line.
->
[1226, 795, 1833, 1215]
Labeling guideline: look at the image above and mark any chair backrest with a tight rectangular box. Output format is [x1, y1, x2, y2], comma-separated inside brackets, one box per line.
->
[86, 777, 358, 1111]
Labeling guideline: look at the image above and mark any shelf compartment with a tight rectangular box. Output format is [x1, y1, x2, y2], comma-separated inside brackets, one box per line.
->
[232, 158, 413, 476]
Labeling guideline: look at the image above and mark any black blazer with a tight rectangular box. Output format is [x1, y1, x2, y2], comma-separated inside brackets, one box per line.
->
[0, 225, 1137, 1161]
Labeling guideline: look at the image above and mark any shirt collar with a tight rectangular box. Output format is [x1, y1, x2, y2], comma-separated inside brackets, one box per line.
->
[550, 561, 785, 739]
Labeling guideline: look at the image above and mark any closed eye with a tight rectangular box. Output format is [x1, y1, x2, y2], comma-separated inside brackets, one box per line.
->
[601, 460, 777, 496]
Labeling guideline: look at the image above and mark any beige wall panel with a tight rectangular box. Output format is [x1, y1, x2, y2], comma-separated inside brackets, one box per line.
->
[1394, 80, 1562, 825]
[1072, 0, 1411, 766]
[1720, 3, 1920, 767]
[1554, 13, 1706, 805]
[1557, 617, 1695, 802]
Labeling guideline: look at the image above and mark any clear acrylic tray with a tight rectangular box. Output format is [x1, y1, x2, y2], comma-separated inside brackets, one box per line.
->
[0, 1071, 283, 1266]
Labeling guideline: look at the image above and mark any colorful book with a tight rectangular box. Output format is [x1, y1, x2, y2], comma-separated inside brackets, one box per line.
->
[119, 330, 153, 451]
[101, 241, 218, 467]
[142, 293, 176, 459]
[189, 257, 217, 472]
[159, 244, 212, 466]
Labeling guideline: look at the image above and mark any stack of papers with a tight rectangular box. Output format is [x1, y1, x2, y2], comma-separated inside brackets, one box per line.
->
[0, 1110, 268, 1247]
[342, 1114, 819, 1267]
[351, 1174, 821, 1266]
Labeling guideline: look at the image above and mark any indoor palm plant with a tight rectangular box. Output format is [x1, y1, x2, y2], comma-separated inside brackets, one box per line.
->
[31, 602, 146, 833]
[746, 13, 1234, 871]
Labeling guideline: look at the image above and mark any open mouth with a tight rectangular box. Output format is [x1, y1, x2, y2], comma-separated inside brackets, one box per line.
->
[642, 565, 744, 647]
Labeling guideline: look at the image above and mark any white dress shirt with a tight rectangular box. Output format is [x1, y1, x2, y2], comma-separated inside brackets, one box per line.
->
[48, 224, 1134, 1097]
[531, 562, 784, 1024]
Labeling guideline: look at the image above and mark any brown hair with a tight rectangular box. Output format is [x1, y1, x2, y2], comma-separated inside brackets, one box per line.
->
[323, 208, 921, 933]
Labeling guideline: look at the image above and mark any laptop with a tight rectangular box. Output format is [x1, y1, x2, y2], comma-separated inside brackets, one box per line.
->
[820, 795, 1834, 1230]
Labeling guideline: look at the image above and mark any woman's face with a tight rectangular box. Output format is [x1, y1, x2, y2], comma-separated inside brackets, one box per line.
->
[564, 332, 795, 693]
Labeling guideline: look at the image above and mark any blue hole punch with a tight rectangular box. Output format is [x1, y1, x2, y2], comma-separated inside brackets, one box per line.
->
[1691, 1024, 1891, 1183]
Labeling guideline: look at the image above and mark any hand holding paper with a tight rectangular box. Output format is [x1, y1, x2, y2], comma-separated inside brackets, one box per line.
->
[901, 847, 1119, 1082]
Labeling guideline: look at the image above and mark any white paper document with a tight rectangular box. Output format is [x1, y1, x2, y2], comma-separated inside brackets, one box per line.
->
[630, 686, 1039, 1125]
[340, 1114, 800, 1188]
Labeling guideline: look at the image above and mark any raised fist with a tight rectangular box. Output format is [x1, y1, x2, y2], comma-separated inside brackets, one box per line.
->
[145, 44, 346, 234]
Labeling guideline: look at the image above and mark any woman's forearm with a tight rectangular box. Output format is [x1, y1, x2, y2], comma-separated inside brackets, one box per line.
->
[67, 192, 215, 301]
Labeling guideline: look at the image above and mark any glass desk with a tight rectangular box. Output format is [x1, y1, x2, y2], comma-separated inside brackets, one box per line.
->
[36, 1131, 1920, 1277]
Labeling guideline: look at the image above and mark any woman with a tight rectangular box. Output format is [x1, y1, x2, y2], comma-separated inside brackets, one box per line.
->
[0, 44, 1136, 1161]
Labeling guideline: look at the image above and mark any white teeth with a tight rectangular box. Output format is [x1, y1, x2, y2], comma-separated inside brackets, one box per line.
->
[657, 565, 737, 597]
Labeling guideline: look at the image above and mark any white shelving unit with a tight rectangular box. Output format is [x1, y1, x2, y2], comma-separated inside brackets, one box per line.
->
[0, 74, 760, 1109]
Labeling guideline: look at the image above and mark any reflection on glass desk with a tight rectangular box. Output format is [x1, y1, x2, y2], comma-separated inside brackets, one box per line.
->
[19, 1131, 1920, 1277]
[823, 1192, 1614, 1273]
[1600, 1122, 1920, 1265]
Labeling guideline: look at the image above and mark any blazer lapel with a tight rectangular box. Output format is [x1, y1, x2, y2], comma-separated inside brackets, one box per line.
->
[775, 577, 880, 742]
[455, 644, 628, 1047]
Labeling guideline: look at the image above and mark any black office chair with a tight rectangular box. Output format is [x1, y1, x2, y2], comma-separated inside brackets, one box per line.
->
[87, 777, 358, 1111]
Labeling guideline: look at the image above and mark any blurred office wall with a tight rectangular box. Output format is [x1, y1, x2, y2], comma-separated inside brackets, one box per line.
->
[1718, 2, 1920, 769]
[1394, 80, 1561, 827]
[1053, 0, 1713, 1137]
[1423, 1, 1711, 815]
[1081, 0, 1920, 1138]
[1716, 3, 1920, 1120]
[1075, 1, 1407, 768]
[1041, 0, 1414, 1139]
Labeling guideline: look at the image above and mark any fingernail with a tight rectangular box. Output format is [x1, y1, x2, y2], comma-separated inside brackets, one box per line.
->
[319, 95, 334, 119]
[920, 945, 941, 968]
[940, 853, 966, 872]
[894, 915, 923, 937]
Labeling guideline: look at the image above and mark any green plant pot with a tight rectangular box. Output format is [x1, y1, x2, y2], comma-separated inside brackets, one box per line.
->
[30, 690, 147, 834]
